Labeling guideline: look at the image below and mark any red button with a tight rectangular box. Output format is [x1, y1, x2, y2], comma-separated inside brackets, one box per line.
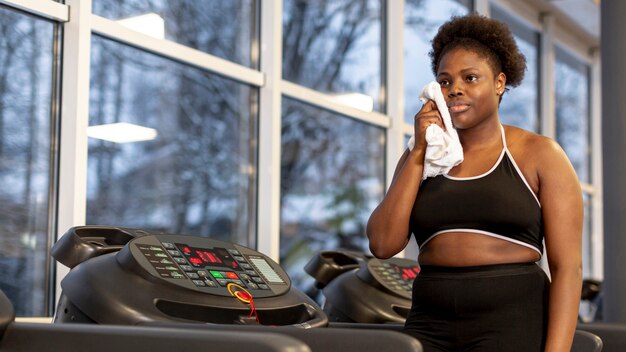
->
[226, 272, 238, 279]
[235, 291, 252, 302]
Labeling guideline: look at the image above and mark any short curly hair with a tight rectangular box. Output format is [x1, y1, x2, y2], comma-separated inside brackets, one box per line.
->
[430, 13, 526, 88]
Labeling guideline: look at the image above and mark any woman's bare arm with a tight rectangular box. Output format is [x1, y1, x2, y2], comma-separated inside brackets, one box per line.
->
[367, 101, 443, 258]
[536, 137, 583, 352]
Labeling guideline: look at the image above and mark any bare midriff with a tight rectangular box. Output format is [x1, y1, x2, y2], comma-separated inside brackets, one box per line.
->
[417, 232, 541, 266]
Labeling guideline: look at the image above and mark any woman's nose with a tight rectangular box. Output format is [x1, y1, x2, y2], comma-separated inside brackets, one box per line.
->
[447, 82, 464, 97]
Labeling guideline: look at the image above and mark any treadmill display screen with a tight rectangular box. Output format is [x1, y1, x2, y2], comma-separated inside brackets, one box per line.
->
[392, 264, 420, 282]
[177, 245, 242, 271]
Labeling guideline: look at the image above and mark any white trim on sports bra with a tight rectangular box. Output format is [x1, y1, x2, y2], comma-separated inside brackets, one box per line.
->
[443, 125, 541, 207]
[420, 228, 543, 257]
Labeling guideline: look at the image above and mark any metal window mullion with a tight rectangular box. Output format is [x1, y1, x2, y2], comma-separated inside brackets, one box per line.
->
[580, 183, 594, 195]
[385, 0, 405, 189]
[473, 0, 490, 16]
[281, 81, 391, 128]
[385, 0, 415, 260]
[0, 0, 68, 22]
[590, 49, 603, 280]
[56, 0, 92, 306]
[90, 15, 264, 87]
[256, 0, 282, 262]
[539, 13, 555, 139]
[490, 0, 542, 32]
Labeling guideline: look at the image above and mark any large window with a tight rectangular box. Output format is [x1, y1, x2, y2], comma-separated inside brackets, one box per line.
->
[86, 36, 258, 246]
[283, 0, 383, 112]
[279, 98, 385, 296]
[92, 0, 258, 68]
[0, 0, 600, 318]
[0, 6, 57, 316]
[555, 46, 591, 183]
[403, 0, 470, 123]
[555, 45, 592, 277]
[491, 5, 540, 132]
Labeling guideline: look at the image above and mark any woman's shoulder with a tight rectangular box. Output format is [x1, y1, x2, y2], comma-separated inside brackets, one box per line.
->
[504, 125, 561, 154]
[503, 125, 571, 171]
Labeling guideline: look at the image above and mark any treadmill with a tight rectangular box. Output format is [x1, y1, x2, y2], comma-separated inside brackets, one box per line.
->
[0, 288, 309, 352]
[51, 226, 422, 352]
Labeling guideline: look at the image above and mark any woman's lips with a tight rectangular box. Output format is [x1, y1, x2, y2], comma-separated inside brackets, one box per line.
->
[449, 104, 470, 113]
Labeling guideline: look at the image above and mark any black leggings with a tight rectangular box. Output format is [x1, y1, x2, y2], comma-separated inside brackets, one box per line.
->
[403, 262, 549, 352]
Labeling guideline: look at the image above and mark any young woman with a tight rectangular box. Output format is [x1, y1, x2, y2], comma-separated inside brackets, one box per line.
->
[367, 14, 582, 352]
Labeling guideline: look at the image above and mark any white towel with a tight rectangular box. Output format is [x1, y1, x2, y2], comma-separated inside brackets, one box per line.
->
[407, 81, 464, 179]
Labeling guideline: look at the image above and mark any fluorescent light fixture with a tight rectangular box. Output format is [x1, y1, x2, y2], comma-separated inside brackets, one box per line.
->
[117, 13, 165, 40]
[330, 93, 374, 112]
[87, 122, 158, 144]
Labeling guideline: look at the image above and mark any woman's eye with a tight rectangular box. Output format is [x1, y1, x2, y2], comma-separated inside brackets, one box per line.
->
[439, 80, 449, 87]
[466, 75, 478, 82]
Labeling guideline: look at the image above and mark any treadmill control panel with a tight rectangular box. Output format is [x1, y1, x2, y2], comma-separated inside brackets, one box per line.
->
[120, 234, 289, 298]
[366, 257, 420, 299]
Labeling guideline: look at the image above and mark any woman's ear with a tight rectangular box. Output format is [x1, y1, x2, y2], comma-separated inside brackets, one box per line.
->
[496, 72, 507, 95]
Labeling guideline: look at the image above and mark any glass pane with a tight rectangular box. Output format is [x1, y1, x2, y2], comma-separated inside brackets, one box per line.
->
[0, 7, 55, 316]
[87, 36, 258, 247]
[555, 46, 590, 183]
[404, 0, 470, 123]
[283, 0, 383, 112]
[280, 97, 385, 298]
[491, 5, 539, 132]
[92, 0, 257, 68]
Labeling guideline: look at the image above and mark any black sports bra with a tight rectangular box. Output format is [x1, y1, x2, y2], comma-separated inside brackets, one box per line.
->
[410, 125, 544, 256]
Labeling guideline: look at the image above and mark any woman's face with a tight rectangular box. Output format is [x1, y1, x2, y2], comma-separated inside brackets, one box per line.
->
[436, 47, 505, 130]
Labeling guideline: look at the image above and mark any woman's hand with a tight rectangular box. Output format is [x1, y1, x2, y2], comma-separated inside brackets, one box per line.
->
[413, 100, 445, 152]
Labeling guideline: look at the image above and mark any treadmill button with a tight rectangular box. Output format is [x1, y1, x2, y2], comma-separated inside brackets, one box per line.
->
[257, 284, 269, 290]
[180, 265, 194, 272]
[246, 282, 258, 290]
[192, 280, 206, 287]
[174, 257, 187, 264]
[197, 270, 208, 278]
[226, 272, 238, 279]
[231, 280, 245, 287]
[228, 249, 241, 256]
[245, 270, 258, 276]
[210, 270, 224, 279]
[233, 256, 246, 262]
[251, 277, 264, 284]
[171, 272, 185, 279]
[161, 242, 175, 249]
[205, 280, 217, 288]
[187, 273, 199, 279]
[167, 250, 182, 256]
[216, 279, 229, 286]
[240, 263, 252, 269]
[239, 273, 250, 280]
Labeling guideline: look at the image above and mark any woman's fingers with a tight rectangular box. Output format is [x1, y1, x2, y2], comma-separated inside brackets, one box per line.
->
[415, 101, 444, 130]
[412, 100, 445, 150]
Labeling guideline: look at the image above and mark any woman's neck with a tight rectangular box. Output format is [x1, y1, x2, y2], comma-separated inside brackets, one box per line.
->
[457, 118, 502, 152]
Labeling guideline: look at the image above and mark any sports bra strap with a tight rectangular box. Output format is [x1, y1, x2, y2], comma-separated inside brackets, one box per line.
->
[500, 124, 507, 152]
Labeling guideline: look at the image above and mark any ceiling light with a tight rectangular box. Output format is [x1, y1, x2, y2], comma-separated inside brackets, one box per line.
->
[331, 93, 374, 112]
[87, 122, 158, 143]
[117, 13, 165, 40]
